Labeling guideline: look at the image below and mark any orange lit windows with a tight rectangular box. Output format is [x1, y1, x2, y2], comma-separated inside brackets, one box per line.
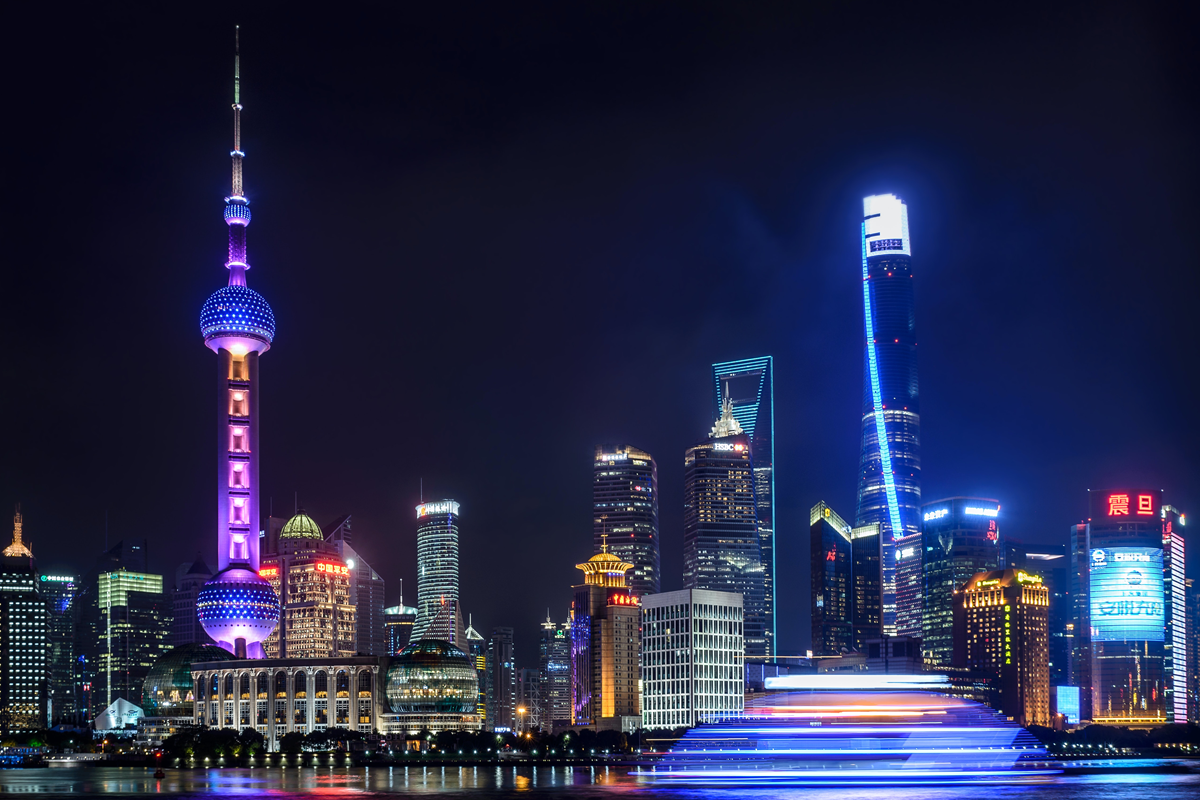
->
[229, 389, 249, 417]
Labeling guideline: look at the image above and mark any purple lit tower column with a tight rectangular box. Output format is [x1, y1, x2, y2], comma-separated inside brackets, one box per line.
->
[196, 30, 280, 659]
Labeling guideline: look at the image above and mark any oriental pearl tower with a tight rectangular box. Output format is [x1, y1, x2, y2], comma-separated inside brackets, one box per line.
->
[195, 29, 280, 659]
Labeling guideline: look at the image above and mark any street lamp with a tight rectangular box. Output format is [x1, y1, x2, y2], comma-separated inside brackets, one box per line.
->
[516, 706, 527, 734]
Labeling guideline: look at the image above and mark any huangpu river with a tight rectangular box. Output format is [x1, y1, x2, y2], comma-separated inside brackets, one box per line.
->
[1, 762, 1198, 798]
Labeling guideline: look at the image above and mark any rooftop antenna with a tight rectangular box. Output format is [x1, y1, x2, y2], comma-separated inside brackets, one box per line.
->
[420, 477, 424, 504]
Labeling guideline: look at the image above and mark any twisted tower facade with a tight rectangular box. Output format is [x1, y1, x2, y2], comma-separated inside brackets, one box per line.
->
[196, 30, 280, 658]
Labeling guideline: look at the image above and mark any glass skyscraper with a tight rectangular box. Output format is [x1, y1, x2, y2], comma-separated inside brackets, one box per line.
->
[712, 357, 775, 655]
[855, 195, 922, 634]
[593, 444, 660, 595]
[413, 501, 463, 647]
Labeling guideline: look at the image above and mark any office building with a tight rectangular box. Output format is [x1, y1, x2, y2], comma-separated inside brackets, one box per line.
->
[464, 620, 488, 724]
[1187, 578, 1199, 724]
[412, 501, 465, 648]
[810, 503, 852, 655]
[259, 511, 355, 659]
[1067, 521, 1091, 714]
[593, 445, 660, 595]
[850, 522, 883, 648]
[713, 357, 775, 655]
[1, 508, 47, 732]
[683, 400, 767, 657]
[1077, 489, 1167, 725]
[570, 546, 641, 730]
[954, 569, 1050, 727]
[195, 39, 281, 659]
[642, 589, 744, 730]
[383, 602, 418, 655]
[1162, 505, 1187, 723]
[171, 556, 213, 647]
[539, 615, 571, 730]
[39, 572, 77, 725]
[854, 195, 922, 634]
[864, 636, 924, 673]
[921, 497, 1002, 665]
[488, 627, 516, 732]
[192, 653, 392, 749]
[894, 532, 924, 637]
[1001, 542, 1068, 688]
[324, 515, 387, 656]
[517, 668, 541, 731]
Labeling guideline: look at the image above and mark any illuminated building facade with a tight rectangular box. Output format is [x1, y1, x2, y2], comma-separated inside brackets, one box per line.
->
[921, 497, 1001, 665]
[1001, 543, 1069, 688]
[324, 516, 387, 656]
[593, 445, 660, 595]
[810, 503, 852, 655]
[259, 512, 356, 659]
[683, 400, 767, 657]
[1067, 521, 1091, 713]
[40, 572, 77, 724]
[713, 357, 775, 655]
[90, 569, 172, 718]
[464, 621, 488, 723]
[1, 509, 47, 732]
[539, 616, 571, 730]
[196, 34, 280, 659]
[1161, 505, 1187, 723]
[894, 532, 923, 637]
[570, 546, 641, 729]
[954, 569, 1050, 727]
[383, 640, 482, 735]
[383, 603, 417, 655]
[641, 589, 744, 730]
[192, 654, 387, 751]
[1188, 578, 1199, 724]
[1079, 489, 1167, 725]
[854, 195, 922, 636]
[413, 501, 465, 647]
[487, 627, 516, 732]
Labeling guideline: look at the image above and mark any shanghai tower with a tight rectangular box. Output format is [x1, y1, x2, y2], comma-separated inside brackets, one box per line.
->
[854, 194, 921, 634]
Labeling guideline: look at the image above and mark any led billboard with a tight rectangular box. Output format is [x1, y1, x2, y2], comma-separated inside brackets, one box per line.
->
[1055, 685, 1081, 724]
[1089, 547, 1164, 642]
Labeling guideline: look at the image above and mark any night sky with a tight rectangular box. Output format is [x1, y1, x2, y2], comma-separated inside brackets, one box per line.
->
[5, 3, 1198, 663]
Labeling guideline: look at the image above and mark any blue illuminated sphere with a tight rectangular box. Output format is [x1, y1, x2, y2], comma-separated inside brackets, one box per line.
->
[200, 285, 276, 345]
[197, 566, 279, 647]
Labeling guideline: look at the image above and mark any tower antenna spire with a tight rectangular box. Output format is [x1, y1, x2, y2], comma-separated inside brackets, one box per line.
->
[231, 25, 244, 200]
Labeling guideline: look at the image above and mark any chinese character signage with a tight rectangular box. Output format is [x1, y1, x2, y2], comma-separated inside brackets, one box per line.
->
[1091, 489, 1160, 521]
[1089, 547, 1164, 642]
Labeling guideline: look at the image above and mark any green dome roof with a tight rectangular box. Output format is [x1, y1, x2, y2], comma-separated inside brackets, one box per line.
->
[280, 511, 324, 540]
[141, 643, 233, 717]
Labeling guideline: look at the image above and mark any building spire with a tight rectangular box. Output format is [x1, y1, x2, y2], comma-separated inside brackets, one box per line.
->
[710, 396, 744, 438]
[3, 504, 32, 559]
[225, 25, 251, 287]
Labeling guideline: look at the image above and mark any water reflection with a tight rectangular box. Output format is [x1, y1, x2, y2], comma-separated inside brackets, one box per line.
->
[0, 763, 1197, 797]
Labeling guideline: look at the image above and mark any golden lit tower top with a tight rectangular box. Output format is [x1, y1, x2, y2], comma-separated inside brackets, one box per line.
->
[576, 536, 634, 587]
[3, 504, 32, 558]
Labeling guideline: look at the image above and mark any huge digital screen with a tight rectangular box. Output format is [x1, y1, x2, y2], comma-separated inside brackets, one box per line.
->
[1055, 685, 1080, 724]
[1089, 547, 1164, 642]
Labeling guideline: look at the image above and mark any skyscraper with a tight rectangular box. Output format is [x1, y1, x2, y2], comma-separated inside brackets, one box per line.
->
[593, 445, 660, 595]
[539, 615, 571, 730]
[809, 502, 882, 655]
[413, 500, 465, 648]
[195, 31, 280, 659]
[1, 508, 47, 732]
[921, 497, 1001, 665]
[683, 400, 767, 657]
[88, 568, 172, 718]
[39, 573, 77, 725]
[324, 515, 387, 656]
[570, 546, 641, 729]
[464, 619, 488, 724]
[855, 195, 922, 634]
[1163, 504, 1187, 723]
[487, 627, 516, 732]
[713, 357, 775, 655]
[1000, 542, 1069, 689]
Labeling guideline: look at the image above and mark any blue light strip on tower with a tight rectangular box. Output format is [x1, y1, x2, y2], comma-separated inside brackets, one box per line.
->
[861, 223, 904, 539]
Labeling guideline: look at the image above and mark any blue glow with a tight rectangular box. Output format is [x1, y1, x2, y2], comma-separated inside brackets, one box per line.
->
[223, 203, 251, 225]
[861, 222, 904, 539]
[1089, 547, 1164, 642]
[200, 285, 276, 343]
[1056, 685, 1080, 724]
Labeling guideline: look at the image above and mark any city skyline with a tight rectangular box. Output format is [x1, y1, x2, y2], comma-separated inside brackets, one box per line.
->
[4, 5, 1199, 666]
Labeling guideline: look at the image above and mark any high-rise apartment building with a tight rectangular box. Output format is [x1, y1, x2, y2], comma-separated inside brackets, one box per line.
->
[1001, 542, 1069, 689]
[171, 556, 213, 647]
[641, 589, 744, 730]
[324, 515, 387, 656]
[194, 37, 281, 660]
[855, 194, 922, 634]
[1, 509, 47, 732]
[539, 616, 571, 731]
[571, 547, 641, 729]
[921, 497, 1001, 665]
[954, 569, 1050, 727]
[487, 627, 516, 732]
[1076, 489, 1168, 725]
[413, 501, 465, 648]
[593, 445, 660, 595]
[1162, 505, 1187, 723]
[39, 572, 77, 725]
[259, 512, 355, 659]
[713, 357, 775, 655]
[683, 400, 767, 657]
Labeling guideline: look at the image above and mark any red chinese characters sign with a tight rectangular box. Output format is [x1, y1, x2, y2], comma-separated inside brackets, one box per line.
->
[1097, 490, 1159, 519]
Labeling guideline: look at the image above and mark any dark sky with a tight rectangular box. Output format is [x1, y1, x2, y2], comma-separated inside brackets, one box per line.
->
[4, 2, 1198, 664]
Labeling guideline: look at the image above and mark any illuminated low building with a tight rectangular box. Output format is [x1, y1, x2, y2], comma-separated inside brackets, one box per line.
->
[259, 511, 356, 659]
[191, 654, 386, 751]
[641, 589, 744, 730]
[138, 642, 231, 744]
[953, 569, 1050, 726]
[382, 639, 481, 735]
[570, 544, 641, 730]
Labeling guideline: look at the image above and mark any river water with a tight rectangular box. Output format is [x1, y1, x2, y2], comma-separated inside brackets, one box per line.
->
[1, 762, 1197, 797]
